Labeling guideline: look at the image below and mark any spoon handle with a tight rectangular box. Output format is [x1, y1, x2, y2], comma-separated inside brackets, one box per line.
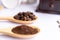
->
[0, 28, 8, 33]
[0, 27, 13, 34]
[0, 17, 11, 20]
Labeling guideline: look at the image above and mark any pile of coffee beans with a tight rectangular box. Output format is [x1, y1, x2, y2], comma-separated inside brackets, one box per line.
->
[14, 12, 36, 21]
[12, 25, 38, 35]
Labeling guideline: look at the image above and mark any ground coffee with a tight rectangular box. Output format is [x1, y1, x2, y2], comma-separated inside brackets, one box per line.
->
[12, 25, 38, 35]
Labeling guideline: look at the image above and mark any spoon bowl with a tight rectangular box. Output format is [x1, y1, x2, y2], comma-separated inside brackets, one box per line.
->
[0, 26, 40, 38]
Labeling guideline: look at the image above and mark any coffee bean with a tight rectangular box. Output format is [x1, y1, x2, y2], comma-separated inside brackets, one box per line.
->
[14, 12, 36, 21]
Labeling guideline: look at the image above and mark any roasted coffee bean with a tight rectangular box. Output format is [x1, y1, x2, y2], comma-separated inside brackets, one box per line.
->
[26, 12, 33, 14]
[19, 17, 22, 20]
[14, 12, 36, 21]
[14, 15, 20, 20]
[26, 16, 29, 18]
[23, 17, 27, 21]
[23, 13, 27, 17]
[25, 16, 31, 21]
[58, 24, 60, 29]
[18, 13, 21, 15]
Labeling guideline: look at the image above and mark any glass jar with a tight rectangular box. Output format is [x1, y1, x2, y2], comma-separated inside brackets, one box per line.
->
[21, 0, 37, 4]
[1, 0, 19, 9]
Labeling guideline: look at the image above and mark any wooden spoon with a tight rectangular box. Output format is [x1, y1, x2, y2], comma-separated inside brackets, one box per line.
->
[0, 26, 40, 38]
[0, 16, 37, 24]
[0, 5, 4, 10]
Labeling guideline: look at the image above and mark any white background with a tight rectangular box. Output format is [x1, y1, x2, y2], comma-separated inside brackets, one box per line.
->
[0, 1, 60, 40]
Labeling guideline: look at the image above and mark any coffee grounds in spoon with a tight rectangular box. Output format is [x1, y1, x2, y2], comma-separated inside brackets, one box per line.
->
[14, 12, 36, 21]
[12, 25, 38, 35]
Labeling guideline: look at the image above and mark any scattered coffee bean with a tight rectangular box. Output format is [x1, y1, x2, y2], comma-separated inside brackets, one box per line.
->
[58, 25, 60, 29]
[57, 20, 60, 24]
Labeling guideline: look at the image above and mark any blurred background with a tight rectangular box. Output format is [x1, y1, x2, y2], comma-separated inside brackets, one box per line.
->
[0, 0, 39, 9]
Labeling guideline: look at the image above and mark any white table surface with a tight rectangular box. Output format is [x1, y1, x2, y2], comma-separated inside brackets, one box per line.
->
[0, 4, 60, 40]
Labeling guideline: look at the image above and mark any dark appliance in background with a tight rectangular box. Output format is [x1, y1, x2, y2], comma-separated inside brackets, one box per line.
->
[36, 0, 60, 14]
